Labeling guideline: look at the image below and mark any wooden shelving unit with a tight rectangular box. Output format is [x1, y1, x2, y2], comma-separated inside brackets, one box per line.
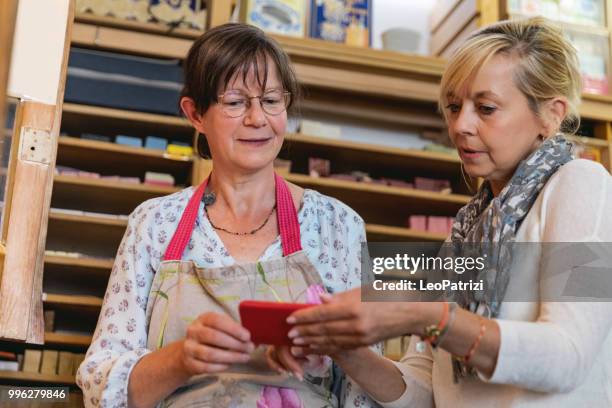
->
[12, 1, 608, 390]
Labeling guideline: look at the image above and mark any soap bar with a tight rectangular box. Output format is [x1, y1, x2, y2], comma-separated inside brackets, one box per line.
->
[144, 171, 175, 187]
[81, 133, 111, 143]
[145, 136, 168, 150]
[116, 135, 143, 148]
[167, 144, 194, 157]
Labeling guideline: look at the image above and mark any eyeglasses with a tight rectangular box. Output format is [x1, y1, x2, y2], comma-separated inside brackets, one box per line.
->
[217, 89, 291, 118]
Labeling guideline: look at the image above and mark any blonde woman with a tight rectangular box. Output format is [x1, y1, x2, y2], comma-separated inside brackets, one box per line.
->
[269, 17, 612, 407]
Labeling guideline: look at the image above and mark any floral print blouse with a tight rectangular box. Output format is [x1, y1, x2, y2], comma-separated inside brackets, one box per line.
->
[76, 186, 383, 407]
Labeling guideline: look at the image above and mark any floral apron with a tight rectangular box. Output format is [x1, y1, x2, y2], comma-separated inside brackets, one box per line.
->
[145, 173, 337, 407]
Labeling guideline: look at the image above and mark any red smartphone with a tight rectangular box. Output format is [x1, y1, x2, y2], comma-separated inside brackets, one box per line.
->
[239, 300, 314, 345]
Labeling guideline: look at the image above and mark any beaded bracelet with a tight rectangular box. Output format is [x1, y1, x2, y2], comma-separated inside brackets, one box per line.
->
[416, 302, 449, 353]
[434, 302, 457, 347]
[458, 317, 487, 364]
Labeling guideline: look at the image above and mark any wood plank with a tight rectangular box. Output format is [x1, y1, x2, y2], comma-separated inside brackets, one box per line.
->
[0, 370, 76, 385]
[286, 133, 460, 165]
[45, 254, 114, 270]
[440, 17, 479, 59]
[431, 0, 478, 56]
[286, 173, 470, 204]
[366, 224, 447, 242]
[43, 293, 103, 309]
[59, 136, 193, 162]
[75, 13, 203, 39]
[52, 174, 181, 215]
[0, 102, 56, 342]
[0, 0, 18, 144]
[45, 332, 92, 347]
[430, 0, 463, 32]
[62, 103, 191, 128]
[49, 210, 128, 228]
[71, 22, 192, 59]
[54, 174, 180, 195]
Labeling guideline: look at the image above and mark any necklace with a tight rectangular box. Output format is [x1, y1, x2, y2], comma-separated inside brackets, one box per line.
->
[204, 203, 277, 236]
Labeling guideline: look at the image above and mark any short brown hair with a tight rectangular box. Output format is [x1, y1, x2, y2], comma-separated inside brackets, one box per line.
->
[181, 23, 301, 158]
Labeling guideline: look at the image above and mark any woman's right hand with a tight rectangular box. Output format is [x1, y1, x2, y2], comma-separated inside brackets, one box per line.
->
[179, 312, 255, 376]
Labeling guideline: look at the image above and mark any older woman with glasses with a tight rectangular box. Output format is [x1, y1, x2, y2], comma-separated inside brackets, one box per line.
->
[76, 23, 381, 408]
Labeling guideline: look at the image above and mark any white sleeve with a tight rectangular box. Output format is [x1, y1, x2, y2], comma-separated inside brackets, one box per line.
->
[486, 160, 612, 392]
[76, 203, 159, 407]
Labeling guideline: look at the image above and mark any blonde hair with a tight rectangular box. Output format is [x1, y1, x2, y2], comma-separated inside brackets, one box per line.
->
[439, 17, 582, 135]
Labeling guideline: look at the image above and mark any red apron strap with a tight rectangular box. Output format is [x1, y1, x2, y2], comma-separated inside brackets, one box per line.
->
[275, 173, 302, 256]
[162, 178, 208, 261]
[162, 173, 301, 261]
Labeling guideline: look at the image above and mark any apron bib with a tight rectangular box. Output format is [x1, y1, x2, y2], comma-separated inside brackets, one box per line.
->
[145, 173, 337, 407]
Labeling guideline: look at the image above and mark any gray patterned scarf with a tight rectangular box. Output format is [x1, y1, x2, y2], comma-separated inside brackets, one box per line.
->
[448, 134, 574, 378]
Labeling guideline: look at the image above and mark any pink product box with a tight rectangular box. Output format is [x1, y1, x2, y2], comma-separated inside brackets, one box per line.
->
[308, 157, 331, 178]
[384, 178, 414, 189]
[144, 180, 174, 187]
[427, 216, 450, 234]
[78, 171, 101, 179]
[119, 177, 141, 184]
[414, 177, 451, 192]
[408, 215, 427, 232]
[328, 174, 359, 181]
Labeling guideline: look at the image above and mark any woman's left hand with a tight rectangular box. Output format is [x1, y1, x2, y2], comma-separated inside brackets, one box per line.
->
[286, 288, 428, 354]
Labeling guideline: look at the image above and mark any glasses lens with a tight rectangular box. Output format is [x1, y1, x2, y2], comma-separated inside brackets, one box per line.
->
[261, 91, 289, 115]
[221, 91, 247, 117]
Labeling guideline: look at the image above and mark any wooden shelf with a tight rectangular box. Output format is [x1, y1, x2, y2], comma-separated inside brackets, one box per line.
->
[568, 134, 611, 148]
[43, 293, 103, 309]
[59, 136, 193, 162]
[52, 174, 180, 215]
[45, 332, 92, 347]
[72, 21, 192, 59]
[62, 103, 190, 129]
[286, 173, 470, 204]
[366, 224, 447, 242]
[0, 370, 76, 385]
[75, 13, 204, 39]
[69, 21, 612, 121]
[54, 174, 179, 195]
[57, 136, 193, 185]
[285, 173, 469, 223]
[45, 254, 114, 270]
[285, 132, 460, 176]
[50, 210, 128, 228]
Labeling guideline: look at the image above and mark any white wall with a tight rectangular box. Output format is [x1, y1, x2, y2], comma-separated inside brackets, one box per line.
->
[372, 0, 435, 55]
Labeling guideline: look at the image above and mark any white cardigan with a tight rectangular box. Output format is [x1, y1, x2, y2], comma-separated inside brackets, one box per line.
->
[379, 159, 612, 407]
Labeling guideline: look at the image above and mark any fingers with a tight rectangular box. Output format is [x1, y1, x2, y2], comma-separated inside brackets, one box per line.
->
[287, 302, 357, 325]
[265, 347, 286, 374]
[288, 320, 358, 339]
[265, 347, 307, 380]
[277, 346, 305, 381]
[184, 338, 252, 365]
[292, 334, 366, 349]
[198, 313, 251, 343]
[188, 325, 254, 354]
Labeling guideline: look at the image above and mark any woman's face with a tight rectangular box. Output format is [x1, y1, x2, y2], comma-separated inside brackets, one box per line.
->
[199, 58, 287, 173]
[445, 54, 546, 190]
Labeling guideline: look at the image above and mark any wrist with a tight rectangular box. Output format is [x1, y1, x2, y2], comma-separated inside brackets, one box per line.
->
[407, 302, 445, 334]
[171, 340, 193, 384]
